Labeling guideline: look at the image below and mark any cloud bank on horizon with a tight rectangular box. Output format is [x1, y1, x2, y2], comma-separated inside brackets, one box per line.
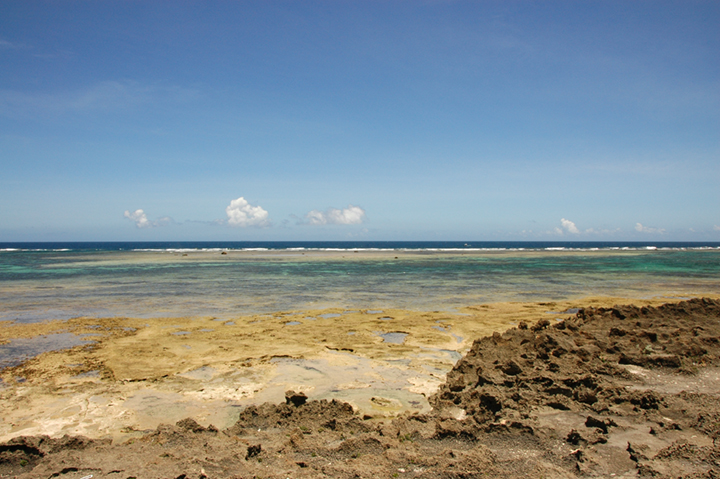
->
[123, 203, 674, 243]
[124, 198, 368, 230]
[305, 205, 366, 225]
[636, 223, 667, 235]
[124, 209, 172, 229]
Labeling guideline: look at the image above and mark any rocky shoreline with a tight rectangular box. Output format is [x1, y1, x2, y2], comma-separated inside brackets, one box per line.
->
[2, 298, 720, 478]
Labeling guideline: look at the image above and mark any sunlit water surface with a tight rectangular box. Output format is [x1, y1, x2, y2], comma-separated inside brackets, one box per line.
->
[2, 242, 719, 323]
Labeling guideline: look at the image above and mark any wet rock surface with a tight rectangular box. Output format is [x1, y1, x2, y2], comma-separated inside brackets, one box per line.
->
[2, 298, 720, 478]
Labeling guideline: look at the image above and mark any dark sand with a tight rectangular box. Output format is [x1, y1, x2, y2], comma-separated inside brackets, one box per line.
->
[2, 298, 720, 478]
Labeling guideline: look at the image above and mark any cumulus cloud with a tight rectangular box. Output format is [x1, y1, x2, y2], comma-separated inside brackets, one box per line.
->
[635, 223, 666, 234]
[714, 225, 720, 231]
[560, 218, 580, 234]
[124, 209, 151, 228]
[304, 205, 366, 225]
[124, 209, 172, 228]
[226, 197, 270, 227]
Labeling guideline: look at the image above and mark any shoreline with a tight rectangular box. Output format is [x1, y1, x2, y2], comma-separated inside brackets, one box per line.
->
[2, 294, 718, 445]
[1, 297, 719, 478]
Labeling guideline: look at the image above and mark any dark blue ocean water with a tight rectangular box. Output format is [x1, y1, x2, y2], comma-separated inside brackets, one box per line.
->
[1, 241, 719, 323]
[2, 240, 720, 252]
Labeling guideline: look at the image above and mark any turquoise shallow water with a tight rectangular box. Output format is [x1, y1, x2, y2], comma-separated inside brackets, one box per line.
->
[1, 242, 719, 323]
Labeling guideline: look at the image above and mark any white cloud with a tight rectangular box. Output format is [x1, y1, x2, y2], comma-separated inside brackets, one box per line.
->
[226, 197, 270, 227]
[714, 225, 720, 231]
[305, 205, 366, 225]
[124, 209, 151, 228]
[124, 209, 172, 228]
[560, 218, 580, 234]
[635, 223, 666, 234]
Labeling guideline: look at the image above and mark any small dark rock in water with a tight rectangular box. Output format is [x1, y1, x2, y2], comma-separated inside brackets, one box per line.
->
[285, 390, 308, 407]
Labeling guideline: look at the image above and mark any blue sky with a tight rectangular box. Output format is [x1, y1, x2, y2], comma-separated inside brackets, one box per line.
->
[1, 1, 718, 241]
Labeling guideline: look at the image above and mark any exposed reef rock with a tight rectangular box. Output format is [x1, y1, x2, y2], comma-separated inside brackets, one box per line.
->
[2, 298, 720, 478]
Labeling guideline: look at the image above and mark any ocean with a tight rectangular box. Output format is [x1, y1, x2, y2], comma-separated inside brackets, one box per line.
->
[1, 241, 719, 324]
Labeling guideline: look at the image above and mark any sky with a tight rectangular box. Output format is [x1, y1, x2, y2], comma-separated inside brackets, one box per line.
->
[1, 1, 718, 241]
